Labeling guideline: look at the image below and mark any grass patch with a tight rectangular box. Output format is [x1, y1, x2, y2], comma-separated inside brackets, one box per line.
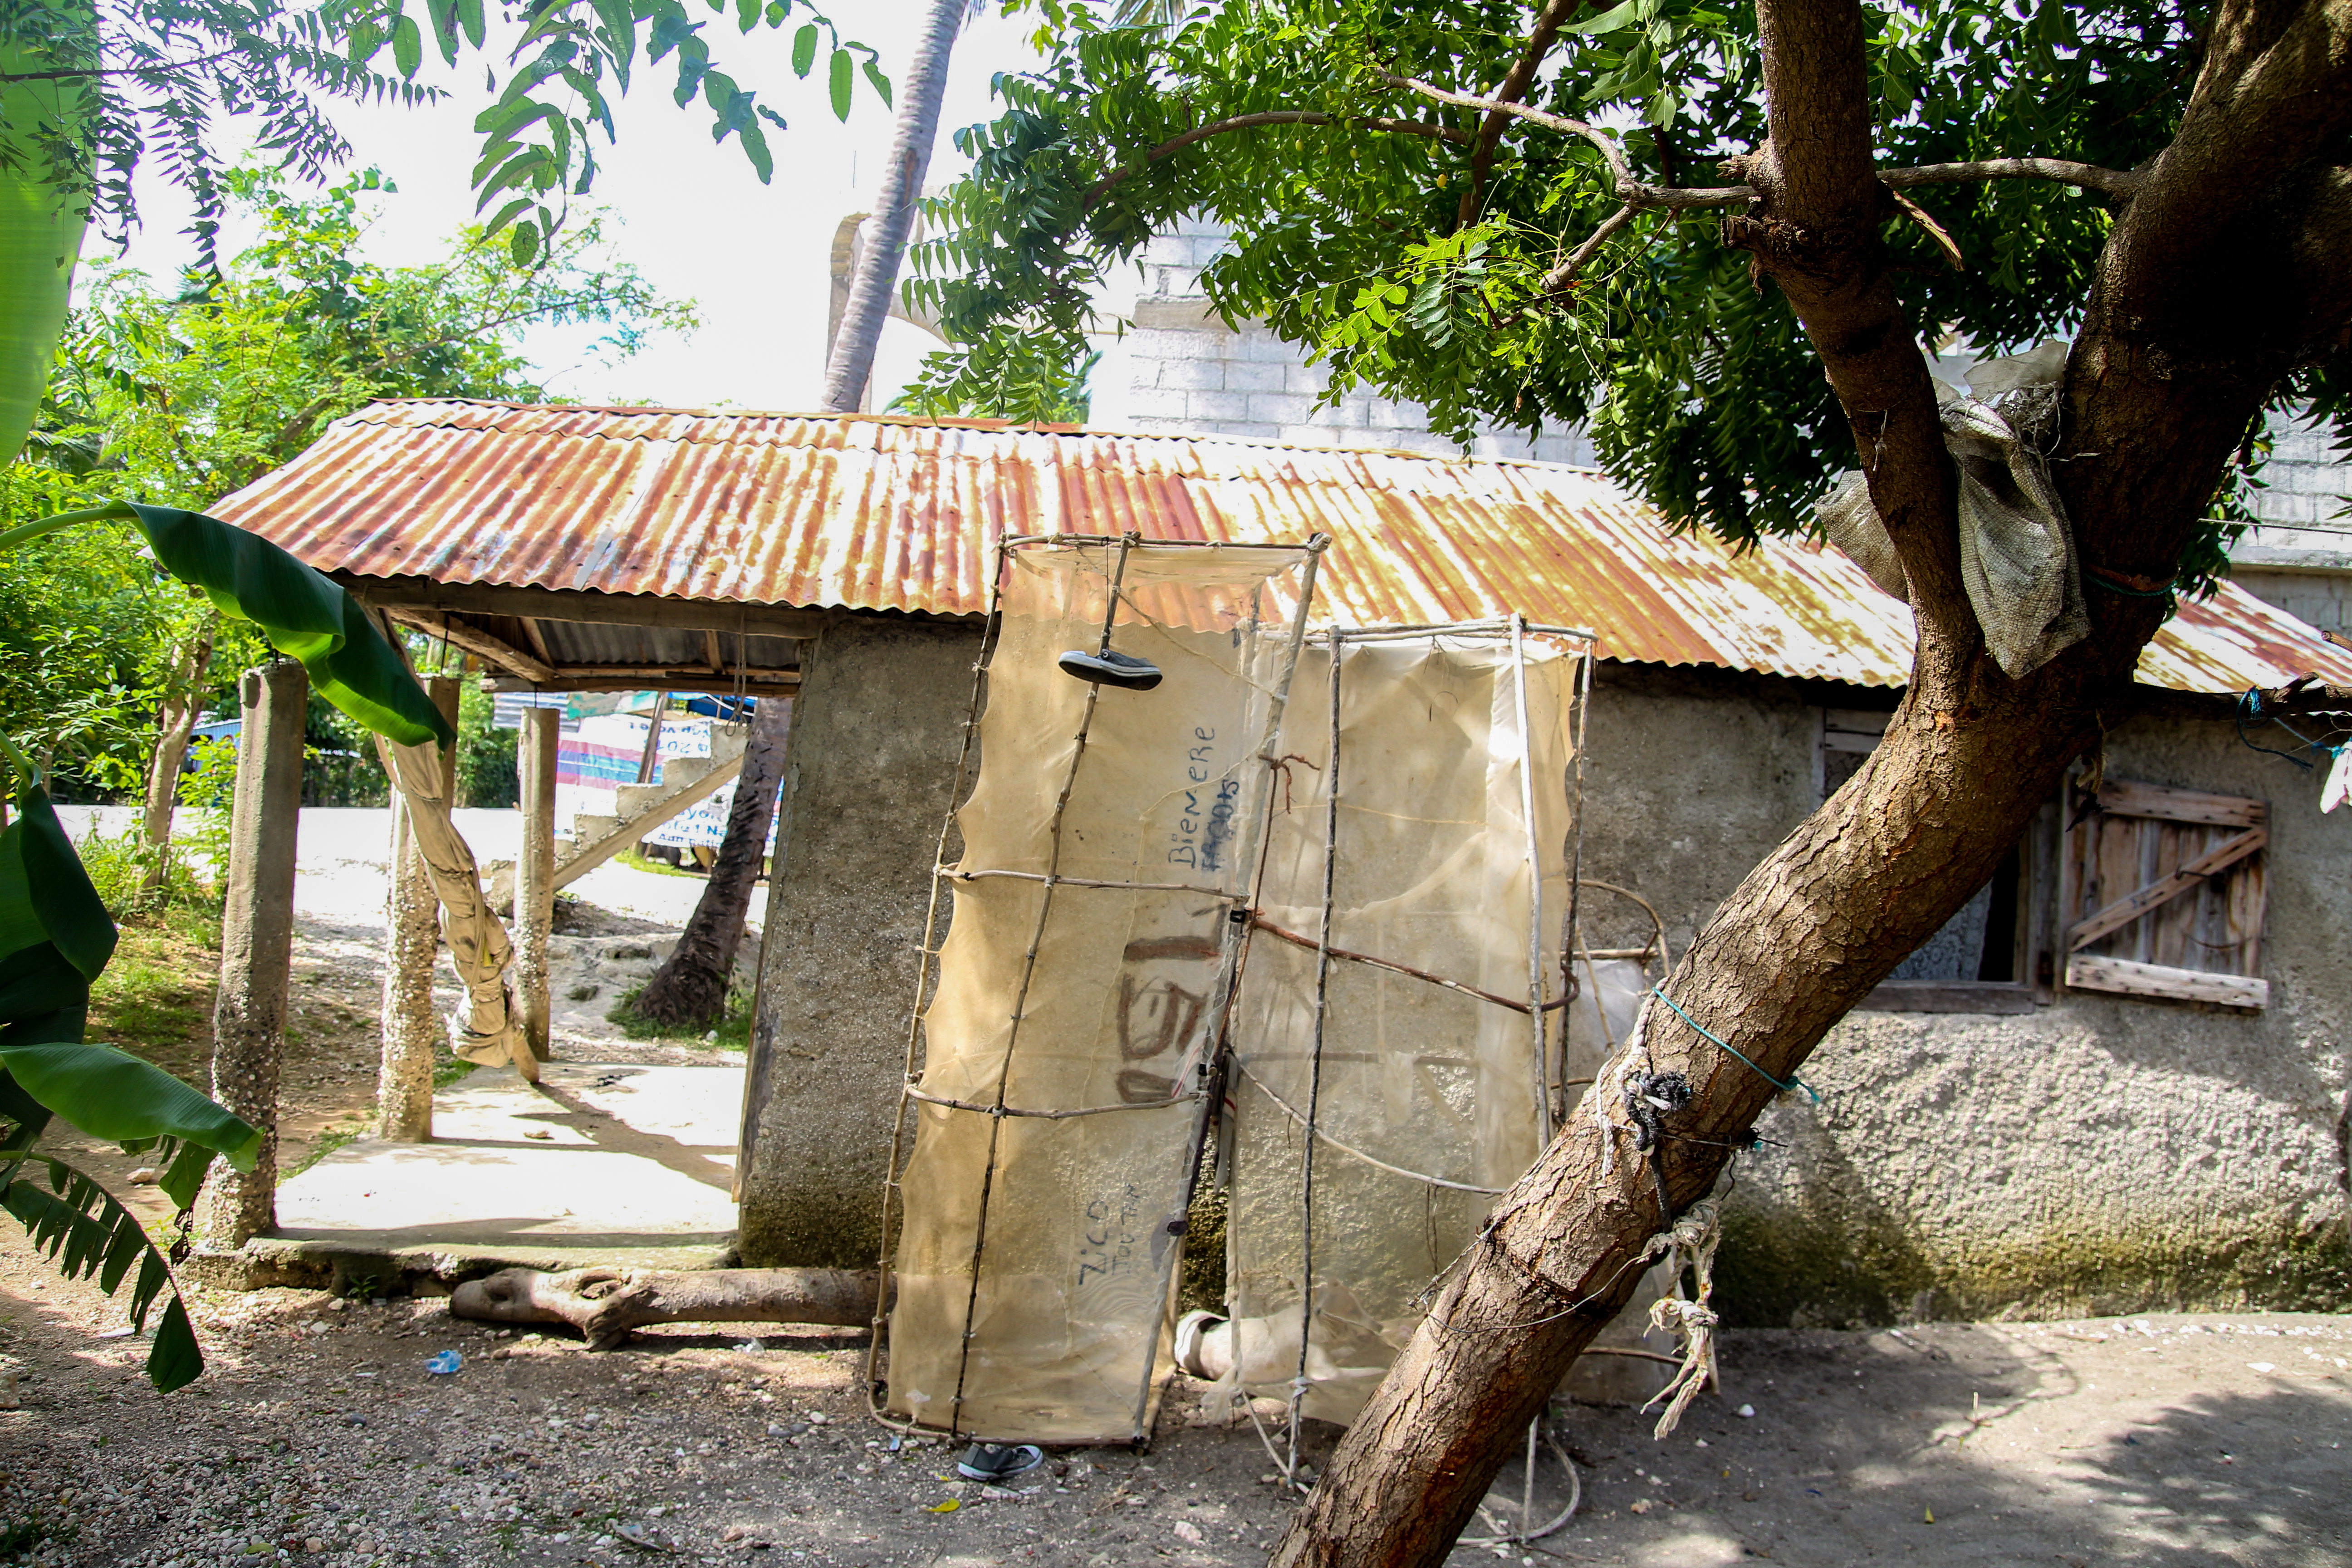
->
[434, 1057, 480, 1089]
[605, 981, 753, 1048]
[613, 848, 706, 880]
[85, 920, 219, 1063]
[282, 1123, 365, 1184]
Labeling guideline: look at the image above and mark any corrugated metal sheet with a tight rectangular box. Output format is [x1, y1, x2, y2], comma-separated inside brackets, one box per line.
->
[211, 400, 2352, 695]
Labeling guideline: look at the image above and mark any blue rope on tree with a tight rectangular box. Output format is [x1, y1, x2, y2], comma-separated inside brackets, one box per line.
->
[2235, 687, 2322, 770]
[1647, 987, 1822, 1106]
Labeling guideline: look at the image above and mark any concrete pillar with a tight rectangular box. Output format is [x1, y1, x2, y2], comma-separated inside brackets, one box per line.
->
[514, 706, 559, 1063]
[196, 660, 307, 1249]
[735, 618, 981, 1267]
[376, 676, 461, 1142]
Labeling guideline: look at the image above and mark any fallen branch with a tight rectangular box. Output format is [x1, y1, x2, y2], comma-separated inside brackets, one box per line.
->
[451, 1267, 879, 1352]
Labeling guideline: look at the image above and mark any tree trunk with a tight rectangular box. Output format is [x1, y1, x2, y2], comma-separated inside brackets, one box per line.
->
[1270, 1, 2352, 1563]
[139, 617, 217, 896]
[632, 696, 794, 1029]
[450, 1265, 877, 1351]
[817, 0, 965, 413]
[376, 676, 462, 1140]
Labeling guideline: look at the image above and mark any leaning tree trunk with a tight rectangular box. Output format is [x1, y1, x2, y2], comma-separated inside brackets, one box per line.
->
[1271, 0, 2352, 1561]
[817, 0, 964, 413]
[139, 616, 217, 895]
[632, 695, 794, 1029]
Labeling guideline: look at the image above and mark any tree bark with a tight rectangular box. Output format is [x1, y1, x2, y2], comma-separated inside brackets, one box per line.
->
[632, 696, 794, 1030]
[376, 677, 461, 1141]
[138, 617, 216, 897]
[1271, 2, 2352, 1563]
[449, 1265, 877, 1351]
[817, 0, 964, 413]
[195, 661, 306, 1250]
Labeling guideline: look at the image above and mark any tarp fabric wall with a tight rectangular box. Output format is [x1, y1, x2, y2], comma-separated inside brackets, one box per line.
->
[884, 539, 1319, 1445]
[1217, 628, 1587, 1425]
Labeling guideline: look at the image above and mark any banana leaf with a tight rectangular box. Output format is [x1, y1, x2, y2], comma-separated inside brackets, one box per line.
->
[123, 504, 454, 747]
[0, 1042, 259, 1168]
[0, 24, 93, 470]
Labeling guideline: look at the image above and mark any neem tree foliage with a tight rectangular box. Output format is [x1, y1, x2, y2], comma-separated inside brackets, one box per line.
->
[904, 0, 2329, 569]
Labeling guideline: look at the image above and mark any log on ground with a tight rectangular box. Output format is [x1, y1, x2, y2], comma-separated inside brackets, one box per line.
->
[451, 1267, 879, 1352]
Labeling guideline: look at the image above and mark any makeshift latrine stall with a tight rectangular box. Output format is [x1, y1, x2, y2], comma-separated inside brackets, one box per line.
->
[872, 530, 1603, 1449]
[1215, 622, 1590, 1430]
[878, 535, 1325, 1445]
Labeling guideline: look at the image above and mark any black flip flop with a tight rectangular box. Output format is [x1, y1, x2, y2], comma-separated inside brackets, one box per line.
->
[1058, 649, 1163, 691]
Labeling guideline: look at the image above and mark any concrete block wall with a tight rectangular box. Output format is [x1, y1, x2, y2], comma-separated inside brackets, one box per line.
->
[1088, 218, 1595, 466]
[2246, 422, 2352, 534]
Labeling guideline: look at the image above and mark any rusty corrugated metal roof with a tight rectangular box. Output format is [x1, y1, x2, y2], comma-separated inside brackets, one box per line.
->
[210, 400, 2352, 695]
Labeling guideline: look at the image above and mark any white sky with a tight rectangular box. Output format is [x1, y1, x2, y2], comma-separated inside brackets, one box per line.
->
[104, 1, 1046, 412]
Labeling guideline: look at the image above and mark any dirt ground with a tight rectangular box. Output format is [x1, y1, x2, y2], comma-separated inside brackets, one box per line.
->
[0, 1239, 2343, 1568]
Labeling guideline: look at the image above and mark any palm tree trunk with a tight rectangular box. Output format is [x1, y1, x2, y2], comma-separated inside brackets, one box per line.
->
[632, 697, 794, 1029]
[818, 0, 965, 413]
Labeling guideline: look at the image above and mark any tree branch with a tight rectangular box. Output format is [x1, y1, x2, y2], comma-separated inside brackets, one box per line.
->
[1387, 73, 2141, 223]
[1538, 201, 1635, 292]
[1882, 158, 2144, 197]
[1085, 111, 1469, 206]
[1457, 0, 1590, 226]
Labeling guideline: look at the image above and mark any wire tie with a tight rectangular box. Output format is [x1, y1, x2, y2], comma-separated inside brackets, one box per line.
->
[1647, 987, 1822, 1106]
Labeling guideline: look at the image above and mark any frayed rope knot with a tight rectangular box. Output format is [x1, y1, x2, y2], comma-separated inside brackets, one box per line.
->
[1639, 1200, 1721, 1441]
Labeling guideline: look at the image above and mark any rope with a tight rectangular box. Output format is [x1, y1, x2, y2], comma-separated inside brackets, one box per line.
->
[1639, 1200, 1721, 1441]
[2234, 687, 2327, 771]
[2084, 571, 2177, 599]
[1647, 987, 1822, 1105]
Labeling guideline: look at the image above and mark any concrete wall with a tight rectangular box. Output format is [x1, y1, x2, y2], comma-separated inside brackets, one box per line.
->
[1578, 664, 2352, 1326]
[735, 615, 981, 1268]
[1088, 218, 1593, 466]
[738, 643, 2352, 1316]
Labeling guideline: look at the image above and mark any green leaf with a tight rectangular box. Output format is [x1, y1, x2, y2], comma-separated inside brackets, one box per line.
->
[146, 1296, 203, 1394]
[482, 196, 535, 237]
[10, 789, 115, 981]
[828, 47, 852, 120]
[1565, 0, 1642, 34]
[118, 506, 453, 747]
[792, 22, 818, 75]
[735, 0, 760, 32]
[456, 0, 487, 48]
[123, 504, 345, 660]
[862, 57, 892, 110]
[392, 14, 424, 77]
[510, 220, 541, 267]
[0, 1162, 207, 1391]
[738, 122, 774, 182]
[0, 943, 90, 1034]
[157, 1138, 216, 1210]
[0, 1042, 259, 1167]
[426, 0, 462, 65]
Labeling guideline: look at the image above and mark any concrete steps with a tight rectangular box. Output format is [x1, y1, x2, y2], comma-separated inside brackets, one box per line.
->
[489, 721, 748, 906]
